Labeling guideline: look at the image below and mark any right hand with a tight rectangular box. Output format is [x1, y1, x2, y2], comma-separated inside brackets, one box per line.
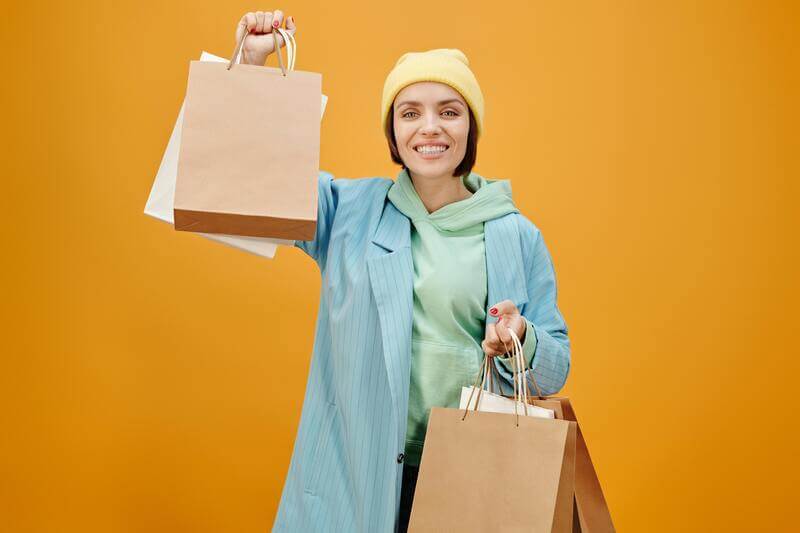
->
[235, 10, 297, 65]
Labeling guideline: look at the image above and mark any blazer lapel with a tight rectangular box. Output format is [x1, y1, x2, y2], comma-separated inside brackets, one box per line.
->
[365, 209, 527, 435]
[367, 201, 413, 436]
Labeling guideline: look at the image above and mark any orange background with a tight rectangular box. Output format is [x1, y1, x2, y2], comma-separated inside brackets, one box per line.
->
[3, 1, 798, 531]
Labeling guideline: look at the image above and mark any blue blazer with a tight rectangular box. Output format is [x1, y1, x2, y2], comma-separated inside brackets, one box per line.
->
[272, 171, 571, 532]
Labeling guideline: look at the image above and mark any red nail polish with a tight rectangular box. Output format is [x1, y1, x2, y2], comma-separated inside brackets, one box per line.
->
[490, 307, 497, 315]
[273, 20, 279, 28]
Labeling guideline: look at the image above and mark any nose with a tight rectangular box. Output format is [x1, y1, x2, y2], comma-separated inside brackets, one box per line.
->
[419, 113, 444, 135]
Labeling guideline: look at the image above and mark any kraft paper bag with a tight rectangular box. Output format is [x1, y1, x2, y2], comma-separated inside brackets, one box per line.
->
[409, 408, 577, 532]
[174, 28, 321, 239]
[409, 330, 577, 532]
[145, 46, 328, 259]
[539, 397, 616, 533]
[481, 329, 615, 532]
[494, 334, 614, 533]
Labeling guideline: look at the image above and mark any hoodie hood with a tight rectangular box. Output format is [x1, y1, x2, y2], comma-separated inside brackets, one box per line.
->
[387, 168, 519, 232]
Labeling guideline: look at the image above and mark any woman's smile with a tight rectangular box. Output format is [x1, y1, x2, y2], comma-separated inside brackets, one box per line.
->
[413, 143, 451, 160]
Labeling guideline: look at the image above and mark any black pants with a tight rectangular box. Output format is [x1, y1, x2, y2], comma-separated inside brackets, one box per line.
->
[397, 463, 420, 532]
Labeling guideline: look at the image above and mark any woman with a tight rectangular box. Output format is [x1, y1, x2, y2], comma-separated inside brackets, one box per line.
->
[236, 11, 571, 533]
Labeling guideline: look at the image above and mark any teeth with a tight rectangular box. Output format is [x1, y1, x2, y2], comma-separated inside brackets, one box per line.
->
[415, 145, 448, 153]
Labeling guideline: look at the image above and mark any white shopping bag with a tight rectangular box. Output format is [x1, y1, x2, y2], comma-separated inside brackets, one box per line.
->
[459, 329, 555, 419]
[458, 386, 555, 419]
[145, 47, 328, 259]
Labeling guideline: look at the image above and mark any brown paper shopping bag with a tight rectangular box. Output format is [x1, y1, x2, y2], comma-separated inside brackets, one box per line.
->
[495, 334, 615, 532]
[174, 27, 321, 239]
[540, 397, 615, 533]
[409, 330, 577, 532]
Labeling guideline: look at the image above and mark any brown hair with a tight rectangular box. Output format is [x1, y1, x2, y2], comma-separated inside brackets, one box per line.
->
[384, 105, 478, 178]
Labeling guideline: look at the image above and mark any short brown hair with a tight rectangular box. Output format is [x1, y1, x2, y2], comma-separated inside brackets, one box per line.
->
[384, 105, 478, 178]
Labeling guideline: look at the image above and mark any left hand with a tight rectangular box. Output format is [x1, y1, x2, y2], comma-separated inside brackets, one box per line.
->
[482, 300, 527, 358]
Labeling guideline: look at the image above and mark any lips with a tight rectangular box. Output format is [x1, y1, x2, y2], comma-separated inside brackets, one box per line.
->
[414, 144, 450, 159]
[413, 143, 450, 152]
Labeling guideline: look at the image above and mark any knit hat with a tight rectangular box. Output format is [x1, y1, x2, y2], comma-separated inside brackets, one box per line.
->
[381, 48, 484, 138]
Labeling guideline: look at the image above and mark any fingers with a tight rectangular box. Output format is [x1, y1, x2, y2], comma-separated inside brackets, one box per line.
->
[488, 299, 520, 352]
[270, 11, 286, 47]
[240, 12, 257, 32]
[239, 10, 289, 34]
[481, 339, 498, 358]
[484, 324, 499, 356]
[482, 323, 511, 358]
[255, 11, 266, 33]
[495, 317, 513, 346]
[237, 12, 257, 42]
[272, 10, 284, 29]
[235, 10, 293, 61]
[489, 299, 518, 318]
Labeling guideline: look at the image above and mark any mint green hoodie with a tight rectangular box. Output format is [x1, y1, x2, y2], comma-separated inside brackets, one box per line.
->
[387, 168, 538, 466]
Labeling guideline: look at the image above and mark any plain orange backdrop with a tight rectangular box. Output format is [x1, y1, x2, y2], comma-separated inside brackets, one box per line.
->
[2, 0, 798, 531]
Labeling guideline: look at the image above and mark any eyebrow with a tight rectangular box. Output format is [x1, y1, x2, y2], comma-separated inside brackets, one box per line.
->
[395, 99, 465, 109]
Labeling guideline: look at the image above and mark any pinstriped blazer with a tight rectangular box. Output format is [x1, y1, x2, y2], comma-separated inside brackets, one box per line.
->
[272, 171, 570, 532]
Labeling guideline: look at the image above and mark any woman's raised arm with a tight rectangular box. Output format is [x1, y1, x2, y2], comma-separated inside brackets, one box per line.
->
[293, 171, 340, 268]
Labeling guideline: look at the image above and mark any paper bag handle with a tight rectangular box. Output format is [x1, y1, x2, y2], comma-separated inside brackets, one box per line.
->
[508, 327, 545, 400]
[461, 336, 527, 426]
[228, 26, 297, 76]
[461, 327, 545, 427]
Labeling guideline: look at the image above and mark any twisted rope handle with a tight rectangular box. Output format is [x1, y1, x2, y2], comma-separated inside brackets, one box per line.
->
[461, 326, 546, 427]
[228, 25, 297, 76]
[509, 327, 544, 399]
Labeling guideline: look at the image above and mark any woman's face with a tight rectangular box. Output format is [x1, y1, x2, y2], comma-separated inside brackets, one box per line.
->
[392, 81, 470, 179]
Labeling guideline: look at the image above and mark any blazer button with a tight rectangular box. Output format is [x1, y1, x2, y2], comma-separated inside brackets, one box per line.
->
[397, 453, 405, 464]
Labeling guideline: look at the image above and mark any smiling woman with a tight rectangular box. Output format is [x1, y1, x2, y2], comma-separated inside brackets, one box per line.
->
[237, 20, 571, 533]
[384, 84, 479, 183]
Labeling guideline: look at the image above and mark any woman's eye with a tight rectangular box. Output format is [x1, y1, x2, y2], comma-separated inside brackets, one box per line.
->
[401, 110, 458, 118]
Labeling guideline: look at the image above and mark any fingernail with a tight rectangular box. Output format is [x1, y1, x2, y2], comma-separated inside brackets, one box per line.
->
[497, 317, 503, 322]
[273, 20, 279, 28]
[490, 307, 497, 315]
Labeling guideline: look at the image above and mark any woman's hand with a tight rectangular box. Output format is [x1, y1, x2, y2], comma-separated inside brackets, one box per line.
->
[482, 300, 527, 358]
[235, 10, 297, 66]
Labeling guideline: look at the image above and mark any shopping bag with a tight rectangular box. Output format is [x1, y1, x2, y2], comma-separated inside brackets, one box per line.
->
[173, 26, 322, 239]
[409, 330, 577, 532]
[536, 397, 616, 533]
[145, 37, 328, 258]
[458, 385, 554, 418]
[459, 360, 555, 420]
[494, 336, 615, 532]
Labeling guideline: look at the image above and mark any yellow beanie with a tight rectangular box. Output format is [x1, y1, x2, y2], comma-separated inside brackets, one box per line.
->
[381, 48, 484, 138]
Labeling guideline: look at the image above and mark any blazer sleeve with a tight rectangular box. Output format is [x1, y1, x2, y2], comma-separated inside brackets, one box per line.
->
[293, 170, 339, 269]
[492, 218, 571, 397]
